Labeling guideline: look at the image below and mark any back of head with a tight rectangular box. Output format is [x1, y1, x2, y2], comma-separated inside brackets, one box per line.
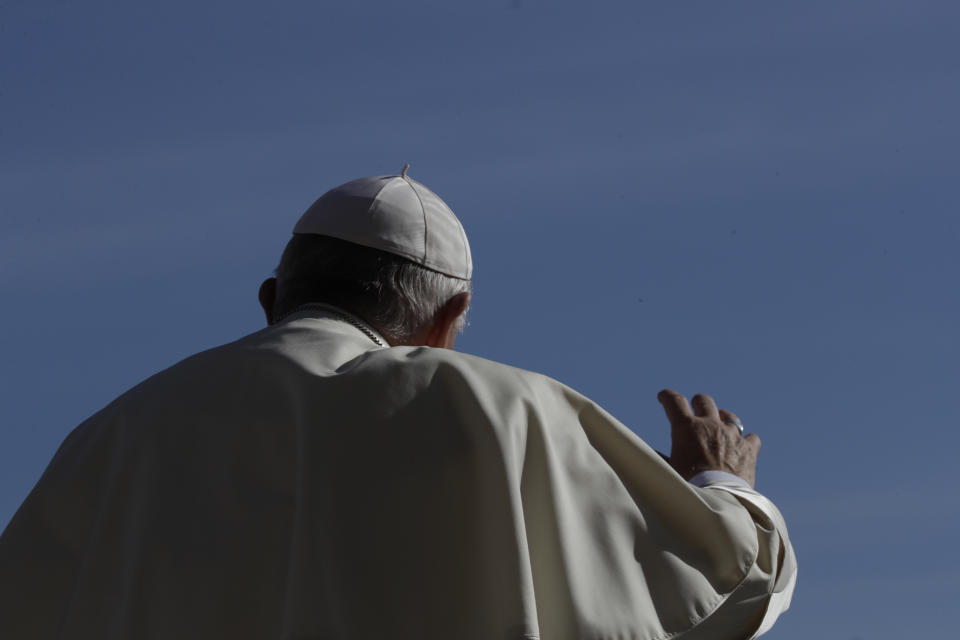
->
[272, 234, 471, 344]
[269, 169, 473, 344]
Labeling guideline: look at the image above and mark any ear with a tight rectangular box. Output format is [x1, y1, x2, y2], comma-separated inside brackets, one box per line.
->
[258, 278, 277, 325]
[424, 292, 471, 349]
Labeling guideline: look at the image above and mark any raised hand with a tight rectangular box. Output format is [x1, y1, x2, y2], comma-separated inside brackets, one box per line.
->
[657, 389, 761, 487]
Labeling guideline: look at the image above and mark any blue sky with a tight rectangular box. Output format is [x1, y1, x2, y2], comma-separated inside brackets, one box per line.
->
[2, 1, 958, 637]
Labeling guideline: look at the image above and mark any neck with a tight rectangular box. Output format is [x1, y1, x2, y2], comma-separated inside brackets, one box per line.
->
[276, 302, 388, 347]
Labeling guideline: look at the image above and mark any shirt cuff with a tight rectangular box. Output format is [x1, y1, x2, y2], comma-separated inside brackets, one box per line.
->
[688, 470, 752, 488]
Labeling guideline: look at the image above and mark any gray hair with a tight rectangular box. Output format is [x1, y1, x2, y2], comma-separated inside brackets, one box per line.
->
[273, 234, 471, 343]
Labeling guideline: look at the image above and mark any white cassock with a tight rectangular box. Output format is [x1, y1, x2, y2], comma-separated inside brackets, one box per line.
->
[0, 306, 796, 639]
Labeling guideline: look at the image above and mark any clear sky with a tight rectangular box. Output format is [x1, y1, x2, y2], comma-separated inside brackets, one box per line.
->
[2, 1, 958, 638]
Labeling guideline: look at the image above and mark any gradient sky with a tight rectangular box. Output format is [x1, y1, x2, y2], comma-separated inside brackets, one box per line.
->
[2, 1, 958, 638]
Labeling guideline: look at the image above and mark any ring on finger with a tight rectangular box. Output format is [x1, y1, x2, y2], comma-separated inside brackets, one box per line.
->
[723, 418, 744, 435]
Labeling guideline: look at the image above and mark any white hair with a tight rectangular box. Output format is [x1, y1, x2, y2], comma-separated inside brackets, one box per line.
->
[274, 235, 471, 343]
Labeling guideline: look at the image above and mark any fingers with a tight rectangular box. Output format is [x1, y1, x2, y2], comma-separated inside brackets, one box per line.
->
[691, 393, 719, 419]
[720, 410, 760, 447]
[718, 409, 739, 424]
[718, 409, 744, 436]
[657, 389, 692, 424]
[660, 391, 754, 441]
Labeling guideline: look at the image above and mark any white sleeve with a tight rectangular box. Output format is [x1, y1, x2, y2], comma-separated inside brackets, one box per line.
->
[691, 477, 798, 639]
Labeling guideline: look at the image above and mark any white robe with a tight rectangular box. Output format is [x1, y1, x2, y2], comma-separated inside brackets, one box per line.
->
[0, 307, 796, 639]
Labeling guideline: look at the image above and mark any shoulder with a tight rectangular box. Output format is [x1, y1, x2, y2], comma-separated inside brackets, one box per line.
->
[81, 329, 597, 445]
[372, 344, 557, 387]
[74, 327, 284, 426]
[359, 345, 593, 414]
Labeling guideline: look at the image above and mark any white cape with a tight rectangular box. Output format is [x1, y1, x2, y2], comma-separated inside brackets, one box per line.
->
[0, 308, 796, 639]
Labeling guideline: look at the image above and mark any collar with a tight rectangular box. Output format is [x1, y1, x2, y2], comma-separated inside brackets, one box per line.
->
[275, 302, 388, 348]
